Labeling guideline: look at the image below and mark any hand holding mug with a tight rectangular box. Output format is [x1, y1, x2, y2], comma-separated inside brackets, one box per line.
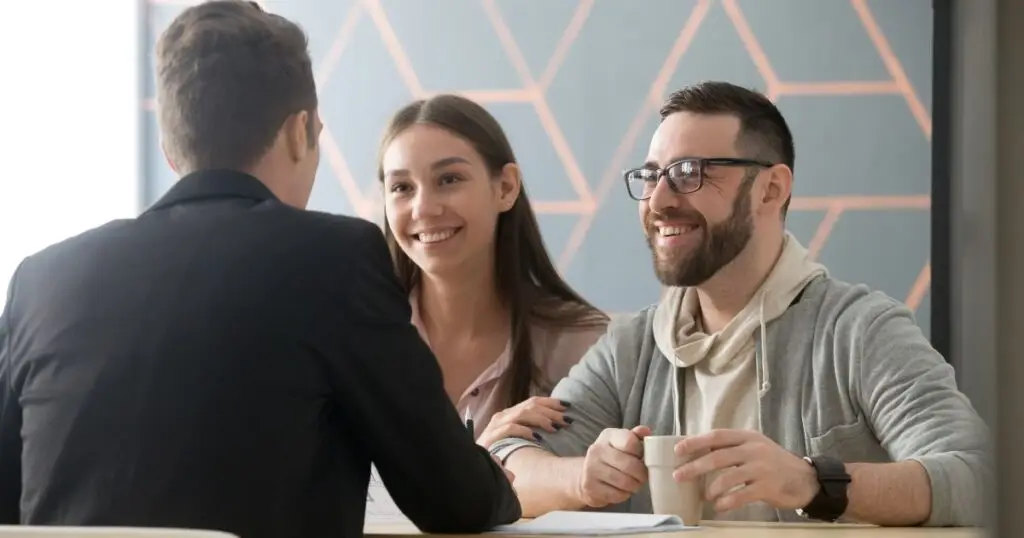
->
[576, 426, 652, 508]
[673, 429, 819, 513]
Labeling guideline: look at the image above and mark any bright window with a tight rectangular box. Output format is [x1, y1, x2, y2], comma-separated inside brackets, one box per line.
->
[0, 1, 141, 307]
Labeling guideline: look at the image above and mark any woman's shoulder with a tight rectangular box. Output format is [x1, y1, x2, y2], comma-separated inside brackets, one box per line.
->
[531, 319, 607, 350]
[529, 308, 610, 383]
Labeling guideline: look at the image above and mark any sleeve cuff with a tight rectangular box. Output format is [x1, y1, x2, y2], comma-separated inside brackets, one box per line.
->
[488, 438, 548, 464]
[909, 452, 989, 527]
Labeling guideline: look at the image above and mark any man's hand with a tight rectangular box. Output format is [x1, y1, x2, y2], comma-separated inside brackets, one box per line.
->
[576, 426, 652, 508]
[674, 429, 819, 513]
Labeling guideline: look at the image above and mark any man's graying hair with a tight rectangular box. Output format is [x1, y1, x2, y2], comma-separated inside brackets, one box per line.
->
[155, 0, 318, 173]
[660, 81, 795, 215]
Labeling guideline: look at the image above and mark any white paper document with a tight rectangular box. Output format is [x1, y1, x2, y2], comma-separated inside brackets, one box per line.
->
[489, 511, 699, 535]
[364, 465, 412, 524]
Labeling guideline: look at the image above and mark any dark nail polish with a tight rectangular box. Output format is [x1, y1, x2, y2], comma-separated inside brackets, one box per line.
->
[553, 424, 563, 430]
[534, 433, 544, 442]
[564, 416, 575, 424]
[560, 400, 571, 407]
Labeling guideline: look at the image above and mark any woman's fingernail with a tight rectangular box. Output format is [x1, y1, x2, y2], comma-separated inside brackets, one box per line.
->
[553, 424, 563, 430]
[534, 433, 544, 442]
[564, 416, 575, 424]
[560, 400, 571, 407]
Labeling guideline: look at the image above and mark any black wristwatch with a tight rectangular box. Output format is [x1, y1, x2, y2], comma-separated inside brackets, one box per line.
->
[795, 455, 851, 522]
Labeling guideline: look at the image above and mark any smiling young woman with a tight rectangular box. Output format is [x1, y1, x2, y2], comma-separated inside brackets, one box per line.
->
[377, 94, 609, 448]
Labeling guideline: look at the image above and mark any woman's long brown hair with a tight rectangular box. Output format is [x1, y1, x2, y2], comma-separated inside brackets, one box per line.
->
[377, 94, 609, 408]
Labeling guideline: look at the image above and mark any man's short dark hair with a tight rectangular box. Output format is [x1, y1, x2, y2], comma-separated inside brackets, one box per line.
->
[660, 81, 795, 215]
[155, 0, 317, 173]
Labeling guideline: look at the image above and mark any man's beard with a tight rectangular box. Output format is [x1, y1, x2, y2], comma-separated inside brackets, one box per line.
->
[645, 180, 755, 287]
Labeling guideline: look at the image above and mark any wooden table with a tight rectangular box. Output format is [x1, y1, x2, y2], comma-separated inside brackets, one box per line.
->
[366, 521, 986, 537]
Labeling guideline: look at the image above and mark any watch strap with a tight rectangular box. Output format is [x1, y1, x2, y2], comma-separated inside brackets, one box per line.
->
[797, 455, 851, 522]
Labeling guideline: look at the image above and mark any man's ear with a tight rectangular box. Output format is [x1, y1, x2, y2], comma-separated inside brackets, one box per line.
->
[161, 140, 178, 173]
[284, 110, 311, 163]
[761, 164, 793, 215]
[497, 163, 522, 212]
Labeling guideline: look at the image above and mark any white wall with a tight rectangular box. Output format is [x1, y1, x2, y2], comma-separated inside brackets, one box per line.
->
[0, 0, 142, 307]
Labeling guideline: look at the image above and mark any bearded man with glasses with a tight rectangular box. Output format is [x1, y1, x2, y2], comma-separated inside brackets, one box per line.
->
[490, 81, 990, 528]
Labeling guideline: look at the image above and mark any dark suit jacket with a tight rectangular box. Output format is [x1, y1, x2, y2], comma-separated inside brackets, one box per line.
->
[0, 170, 521, 538]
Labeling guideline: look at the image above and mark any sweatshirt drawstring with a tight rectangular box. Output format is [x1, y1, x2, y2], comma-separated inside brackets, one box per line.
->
[670, 288, 773, 436]
[757, 289, 771, 398]
[671, 360, 681, 436]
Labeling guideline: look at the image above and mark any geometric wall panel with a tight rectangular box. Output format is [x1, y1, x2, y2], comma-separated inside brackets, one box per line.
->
[142, 0, 933, 337]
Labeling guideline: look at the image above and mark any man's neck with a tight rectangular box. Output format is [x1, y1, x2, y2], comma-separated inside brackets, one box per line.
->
[247, 162, 305, 208]
[418, 259, 507, 344]
[694, 231, 785, 334]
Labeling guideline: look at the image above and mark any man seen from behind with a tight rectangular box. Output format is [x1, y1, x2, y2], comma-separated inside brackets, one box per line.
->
[0, 2, 521, 537]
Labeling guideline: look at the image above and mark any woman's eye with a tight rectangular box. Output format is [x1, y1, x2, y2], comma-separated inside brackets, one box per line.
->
[389, 183, 410, 194]
[439, 174, 461, 185]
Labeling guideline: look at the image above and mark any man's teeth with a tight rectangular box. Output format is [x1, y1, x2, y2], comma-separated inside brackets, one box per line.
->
[658, 225, 696, 237]
[418, 229, 457, 243]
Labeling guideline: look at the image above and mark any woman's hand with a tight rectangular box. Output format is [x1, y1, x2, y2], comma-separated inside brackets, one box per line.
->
[476, 396, 572, 449]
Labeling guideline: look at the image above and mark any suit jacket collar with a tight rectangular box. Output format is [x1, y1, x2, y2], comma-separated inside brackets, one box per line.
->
[145, 169, 279, 213]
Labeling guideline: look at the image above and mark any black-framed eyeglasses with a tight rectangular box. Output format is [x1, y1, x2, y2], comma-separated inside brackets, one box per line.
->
[623, 157, 775, 201]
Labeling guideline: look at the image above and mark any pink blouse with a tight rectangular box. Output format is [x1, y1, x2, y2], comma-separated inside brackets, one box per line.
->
[409, 294, 608, 438]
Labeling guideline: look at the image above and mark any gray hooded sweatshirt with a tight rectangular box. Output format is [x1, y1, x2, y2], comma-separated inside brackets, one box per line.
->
[491, 267, 990, 527]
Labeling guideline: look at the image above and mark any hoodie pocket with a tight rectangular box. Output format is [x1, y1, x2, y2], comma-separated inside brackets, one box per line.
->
[807, 414, 890, 462]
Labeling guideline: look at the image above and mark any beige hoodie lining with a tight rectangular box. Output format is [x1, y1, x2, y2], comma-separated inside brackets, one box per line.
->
[655, 232, 829, 437]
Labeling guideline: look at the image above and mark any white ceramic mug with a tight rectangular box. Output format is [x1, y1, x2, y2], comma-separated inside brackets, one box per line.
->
[643, 435, 703, 526]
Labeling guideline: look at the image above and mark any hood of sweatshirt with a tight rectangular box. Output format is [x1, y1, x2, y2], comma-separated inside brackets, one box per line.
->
[651, 231, 827, 434]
